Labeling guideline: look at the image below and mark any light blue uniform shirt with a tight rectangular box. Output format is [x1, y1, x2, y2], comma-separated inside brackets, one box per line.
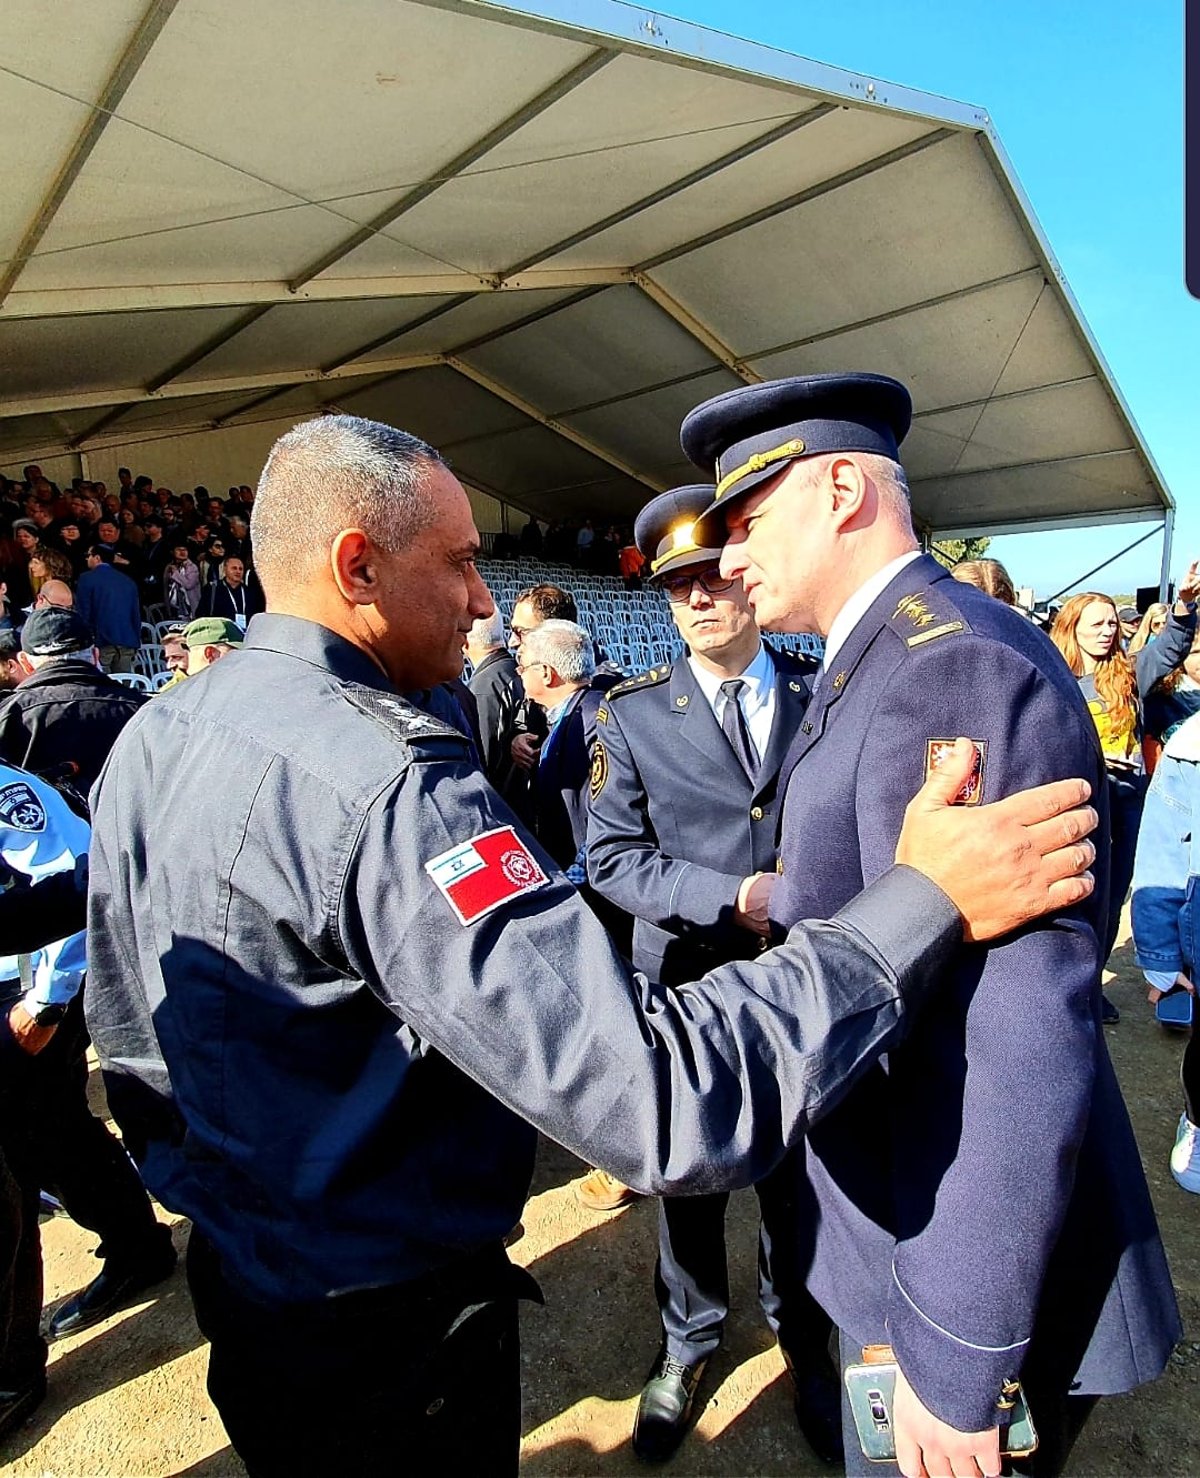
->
[0, 762, 89, 1010]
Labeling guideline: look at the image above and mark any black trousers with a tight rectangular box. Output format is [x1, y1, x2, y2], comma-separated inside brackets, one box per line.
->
[657, 1148, 833, 1369]
[0, 991, 163, 1388]
[187, 1231, 533, 1478]
[3, 993, 163, 1260]
[0, 1140, 43, 1390]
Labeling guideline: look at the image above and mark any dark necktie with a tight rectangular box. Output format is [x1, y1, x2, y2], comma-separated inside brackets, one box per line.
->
[719, 678, 758, 780]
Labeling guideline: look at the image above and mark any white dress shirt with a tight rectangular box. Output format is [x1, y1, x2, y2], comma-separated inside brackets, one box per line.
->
[820, 549, 924, 672]
[687, 641, 777, 762]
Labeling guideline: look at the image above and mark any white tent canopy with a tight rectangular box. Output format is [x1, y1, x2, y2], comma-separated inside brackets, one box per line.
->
[0, 0, 1172, 542]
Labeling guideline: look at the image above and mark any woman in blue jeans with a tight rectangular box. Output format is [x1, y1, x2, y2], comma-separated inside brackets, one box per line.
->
[1131, 711, 1200, 1191]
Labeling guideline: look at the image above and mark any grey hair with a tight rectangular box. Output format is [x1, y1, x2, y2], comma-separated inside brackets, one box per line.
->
[789, 450, 913, 529]
[250, 415, 446, 597]
[469, 609, 506, 648]
[521, 619, 595, 684]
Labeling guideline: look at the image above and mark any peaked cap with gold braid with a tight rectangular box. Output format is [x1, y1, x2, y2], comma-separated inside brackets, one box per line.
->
[634, 483, 723, 582]
[681, 372, 913, 547]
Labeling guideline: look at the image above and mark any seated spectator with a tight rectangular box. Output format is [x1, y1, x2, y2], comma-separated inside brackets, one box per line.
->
[75, 546, 142, 673]
[27, 546, 73, 598]
[57, 520, 88, 577]
[164, 542, 202, 621]
[0, 629, 22, 691]
[0, 608, 146, 794]
[31, 578, 74, 613]
[1129, 602, 1171, 655]
[138, 516, 172, 607]
[196, 555, 261, 629]
[197, 538, 226, 587]
[118, 506, 145, 549]
[950, 557, 1016, 604]
[157, 625, 190, 689]
[183, 616, 244, 674]
[224, 515, 253, 565]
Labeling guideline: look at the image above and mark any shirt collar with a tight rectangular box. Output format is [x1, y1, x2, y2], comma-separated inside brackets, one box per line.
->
[687, 640, 770, 711]
[821, 550, 923, 670]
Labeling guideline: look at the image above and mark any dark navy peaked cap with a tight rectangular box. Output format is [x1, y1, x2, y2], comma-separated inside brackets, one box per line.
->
[634, 484, 723, 581]
[681, 372, 913, 544]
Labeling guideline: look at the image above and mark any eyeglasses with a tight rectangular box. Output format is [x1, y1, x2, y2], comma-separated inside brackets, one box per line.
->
[659, 568, 735, 603]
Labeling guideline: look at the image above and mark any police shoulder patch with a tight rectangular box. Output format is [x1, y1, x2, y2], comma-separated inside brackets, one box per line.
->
[590, 740, 609, 801]
[607, 666, 670, 701]
[0, 780, 47, 833]
[341, 684, 467, 746]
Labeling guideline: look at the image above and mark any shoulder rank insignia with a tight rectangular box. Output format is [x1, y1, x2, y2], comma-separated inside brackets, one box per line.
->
[341, 684, 467, 745]
[590, 740, 609, 800]
[925, 739, 987, 805]
[596, 705, 609, 725]
[890, 590, 966, 648]
[607, 666, 670, 700]
[893, 592, 937, 628]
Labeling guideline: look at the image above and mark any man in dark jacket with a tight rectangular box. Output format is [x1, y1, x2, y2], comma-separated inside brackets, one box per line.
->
[465, 611, 520, 782]
[0, 608, 145, 797]
[75, 546, 143, 673]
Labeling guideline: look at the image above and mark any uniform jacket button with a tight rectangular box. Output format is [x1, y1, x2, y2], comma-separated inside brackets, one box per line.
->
[750, 805, 764, 821]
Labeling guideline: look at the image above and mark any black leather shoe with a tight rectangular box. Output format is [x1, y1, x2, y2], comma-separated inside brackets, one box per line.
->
[48, 1239, 177, 1341]
[0, 1375, 46, 1443]
[1101, 994, 1120, 1024]
[632, 1350, 709, 1462]
[790, 1365, 844, 1466]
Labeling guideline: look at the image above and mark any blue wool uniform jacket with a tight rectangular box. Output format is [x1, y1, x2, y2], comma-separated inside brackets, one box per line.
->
[531, 685, 605, 871]
[587, 647, 815, 986]
[769, 553, 1180, 1432]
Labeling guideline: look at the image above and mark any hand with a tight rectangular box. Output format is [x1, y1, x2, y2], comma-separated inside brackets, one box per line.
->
[894, 738, 1096, 942]
[7, 1002, 57, 1056]
[1177, 560, 1200, 606]
[734, 872, 775, 936]
[893, 1366, 1001, 1478]
[1148, 972, 1195, 1004]
[510, 733, 541, 771]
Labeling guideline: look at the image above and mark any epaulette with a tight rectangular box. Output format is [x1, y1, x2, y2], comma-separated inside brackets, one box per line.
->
[887, 588, 973, 650]
[340, 684, 468, 747]
[606, 666, 672, 700]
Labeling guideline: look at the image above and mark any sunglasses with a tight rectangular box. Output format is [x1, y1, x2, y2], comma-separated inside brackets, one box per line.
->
[659, 568, 735, 603]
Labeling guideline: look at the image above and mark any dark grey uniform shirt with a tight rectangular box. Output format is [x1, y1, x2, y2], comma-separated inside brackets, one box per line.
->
[85, 614, 961, 1307]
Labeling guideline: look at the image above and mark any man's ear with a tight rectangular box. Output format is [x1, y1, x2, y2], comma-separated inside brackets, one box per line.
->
[16, 653, 34, 676]
[827, 456, 870, 529]
[330, 529, 375, 605]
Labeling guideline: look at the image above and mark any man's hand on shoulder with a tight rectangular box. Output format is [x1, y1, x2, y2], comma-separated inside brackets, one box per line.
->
[893, 1366, 1001, 1478]
[894, 738, 1097, 942]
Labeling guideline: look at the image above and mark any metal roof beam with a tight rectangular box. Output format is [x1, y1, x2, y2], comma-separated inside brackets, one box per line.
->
[632, 272, 761, 385]
[916, 448, 1137, 484]
[445, 356, 664, 492]
[740, 266, 1044, 367]
[638, 127, 954, 271]
[0, 269, 631, 320]
[446, 284, 608, 355]
[0, 0, 181, 308]
[3, 355, 444, 421]
[287, 49, 617, 291]
[499, 102, 836, 278]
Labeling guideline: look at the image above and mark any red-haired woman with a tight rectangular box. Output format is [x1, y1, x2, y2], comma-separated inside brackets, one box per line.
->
[1052, 568, 1200, 1016]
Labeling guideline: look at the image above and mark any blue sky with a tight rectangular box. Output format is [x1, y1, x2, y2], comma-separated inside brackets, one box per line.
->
[655, 0, 1196, 600]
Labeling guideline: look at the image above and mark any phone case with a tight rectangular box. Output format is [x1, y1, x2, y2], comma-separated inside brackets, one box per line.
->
[844, 1356, 1038, 1463]
[1155, 987, 1194, 1028]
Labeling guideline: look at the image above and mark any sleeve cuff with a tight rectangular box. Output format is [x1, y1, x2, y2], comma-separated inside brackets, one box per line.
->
[888, 1265, 1029, 1431]
[832, 866, 961, 1009]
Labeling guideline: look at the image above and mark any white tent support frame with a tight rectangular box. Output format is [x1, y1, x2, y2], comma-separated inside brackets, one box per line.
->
[0, 0, 1173, 541]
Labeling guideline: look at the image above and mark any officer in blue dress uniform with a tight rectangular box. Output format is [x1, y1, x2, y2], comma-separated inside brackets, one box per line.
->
[682, 372, 1181, 1477]
[588, 485, 842, 1463]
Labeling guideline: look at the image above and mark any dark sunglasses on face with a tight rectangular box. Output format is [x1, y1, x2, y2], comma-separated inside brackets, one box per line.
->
[659, 568, 735, 603]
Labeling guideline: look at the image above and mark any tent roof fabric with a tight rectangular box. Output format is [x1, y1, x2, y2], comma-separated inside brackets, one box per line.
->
[0, 0, 1170, 534]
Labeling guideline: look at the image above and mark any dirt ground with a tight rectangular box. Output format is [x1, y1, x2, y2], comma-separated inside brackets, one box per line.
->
[5, 912, 1198, 1477]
